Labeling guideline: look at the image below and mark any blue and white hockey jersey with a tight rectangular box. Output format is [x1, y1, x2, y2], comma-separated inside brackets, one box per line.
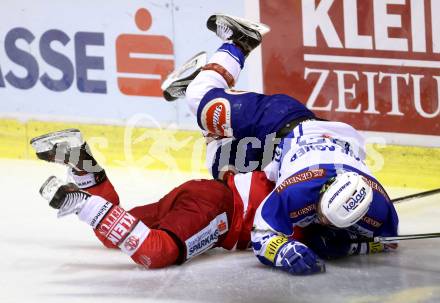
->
[196, 88, 315, 141]
[197, 88, 316, 177]
[251, 121, 399, 266]
[183, 42, 316, 178]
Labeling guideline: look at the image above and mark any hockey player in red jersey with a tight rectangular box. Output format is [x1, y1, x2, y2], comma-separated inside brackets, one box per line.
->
[32, 129, 275, 268]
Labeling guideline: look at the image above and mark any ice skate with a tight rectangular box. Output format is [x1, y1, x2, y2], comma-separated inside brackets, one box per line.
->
[30, 129, 103, 174]
[40, 176, 91, 217]
[31, 129, 83, 164]
[206, 13, 270, 56]
[161, 52, 207, 101]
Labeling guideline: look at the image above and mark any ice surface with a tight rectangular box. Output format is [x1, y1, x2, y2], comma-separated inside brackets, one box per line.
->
[1, 159, 439, 303]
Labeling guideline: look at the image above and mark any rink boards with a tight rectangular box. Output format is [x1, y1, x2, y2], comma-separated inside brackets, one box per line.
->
[0, 118, 439, 190]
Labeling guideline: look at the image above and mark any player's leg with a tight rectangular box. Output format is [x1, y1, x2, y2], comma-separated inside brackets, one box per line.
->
[31, 129, 121, 248]
[137, 179, 235, 264]
[39, 176, 180, 268]
[185, 14, 270, 113]
[162, 14, 270, 113]
[128, 179, 236, 265]
[30, 129, 120, 204]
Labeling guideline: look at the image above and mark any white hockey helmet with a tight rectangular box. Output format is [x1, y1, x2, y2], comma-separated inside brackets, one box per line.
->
[319, 172, 373, 228]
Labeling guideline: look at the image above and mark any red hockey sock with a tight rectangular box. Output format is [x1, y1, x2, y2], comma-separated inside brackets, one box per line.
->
[86, 178, 120, 205]
[69, 169, 120, 205]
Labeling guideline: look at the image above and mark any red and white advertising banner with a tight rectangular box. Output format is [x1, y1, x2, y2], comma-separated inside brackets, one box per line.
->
[260, 0, 440, 137]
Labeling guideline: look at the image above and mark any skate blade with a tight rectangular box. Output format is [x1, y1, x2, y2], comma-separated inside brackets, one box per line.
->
[30, 129, 83, 153]
[212, 13, 271, 36]
[161, 52, 207, 94]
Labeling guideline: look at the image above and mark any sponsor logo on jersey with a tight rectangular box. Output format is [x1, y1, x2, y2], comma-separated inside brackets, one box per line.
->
[217, 220, 227, 233]
[289, 203, 316, 219]
[361, 177, 389, 200]
[76, 179, 94, 188]
[124, 235, 140, 252]
[343, 187, 366, 212]
[97, 206, 137, 246]
[188, 230, 219, 257]
[120, 221, 150, 256]
[90, 202, 112, 228]
[200, 98, 232, 137]
[264, 236, 288, 263]
[276, 169, 325, 193]
[361, 215, 382, 228]
[73, 173, 97, 189]
[185, 212, 228, 259]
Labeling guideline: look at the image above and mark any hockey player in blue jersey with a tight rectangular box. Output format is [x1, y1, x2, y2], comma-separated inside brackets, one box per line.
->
[251, 122, 399, 275]
[163, 14, 318, 180]
[162, 14, 399, 275]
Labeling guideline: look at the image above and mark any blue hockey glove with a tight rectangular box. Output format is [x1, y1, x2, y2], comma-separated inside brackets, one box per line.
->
[275, 240, 326, 275]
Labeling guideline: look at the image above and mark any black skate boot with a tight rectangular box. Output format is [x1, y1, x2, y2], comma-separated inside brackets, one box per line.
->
[161, 52, 207, 101]
[30, 129, 107, 187]
[40, 176, 91, 217]
[206, 14, 270, 56]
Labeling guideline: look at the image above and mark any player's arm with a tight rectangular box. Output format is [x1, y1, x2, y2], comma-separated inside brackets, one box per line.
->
[302, 224, 398, 260]
[250, 190, 325, 275]
[304, 191, 399, 259]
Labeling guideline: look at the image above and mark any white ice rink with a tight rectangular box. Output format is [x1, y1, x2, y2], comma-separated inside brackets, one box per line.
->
[1, 159, 440, 303]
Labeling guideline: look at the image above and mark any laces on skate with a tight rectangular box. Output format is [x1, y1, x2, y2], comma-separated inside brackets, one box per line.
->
[216, 20, 233, 41]
[39, 176, 91, 218]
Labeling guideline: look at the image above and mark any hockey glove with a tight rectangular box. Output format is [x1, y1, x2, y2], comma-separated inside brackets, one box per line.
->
[303, 224, 397, 259]
[274, 239, 325, 275]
